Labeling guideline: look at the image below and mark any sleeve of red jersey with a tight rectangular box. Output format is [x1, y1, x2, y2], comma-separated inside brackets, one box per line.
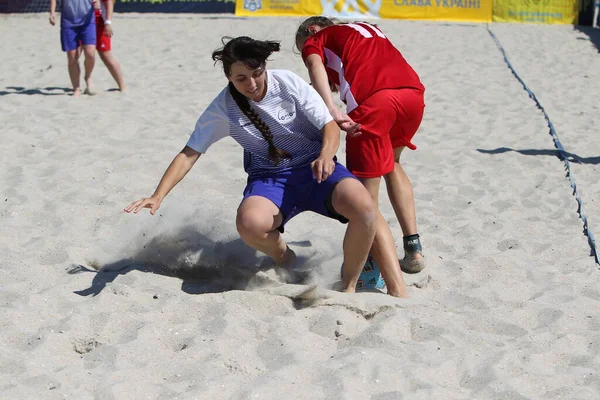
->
[301, 36, 325, 63]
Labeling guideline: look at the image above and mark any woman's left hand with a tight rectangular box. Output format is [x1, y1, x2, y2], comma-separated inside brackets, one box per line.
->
[311, 156, 335, 183]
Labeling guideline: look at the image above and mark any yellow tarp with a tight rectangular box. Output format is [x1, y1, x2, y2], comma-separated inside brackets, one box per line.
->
[493, 0, 579, 24]
[235, 0, 493, 22]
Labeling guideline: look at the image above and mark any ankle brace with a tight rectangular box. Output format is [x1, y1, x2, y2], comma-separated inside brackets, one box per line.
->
[403, 234, 422, 253]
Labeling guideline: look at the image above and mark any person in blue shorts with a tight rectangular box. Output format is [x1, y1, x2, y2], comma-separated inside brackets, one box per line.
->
[124, 36, 409, 298]
[49, 0, 97, 96]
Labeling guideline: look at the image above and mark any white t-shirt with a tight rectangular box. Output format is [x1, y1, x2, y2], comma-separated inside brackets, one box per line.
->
[186, 69, 333, 177]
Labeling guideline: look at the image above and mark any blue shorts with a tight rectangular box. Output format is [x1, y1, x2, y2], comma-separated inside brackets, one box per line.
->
[243, 161, 357, 233]
[61, 22, 96, 52]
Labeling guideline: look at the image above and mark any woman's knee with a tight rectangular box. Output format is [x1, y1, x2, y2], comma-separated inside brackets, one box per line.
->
[66, 51, 79, 64]
[82, 45, 96, 59]
[236, 197, 281, 239]
[236, 209, 265, 239]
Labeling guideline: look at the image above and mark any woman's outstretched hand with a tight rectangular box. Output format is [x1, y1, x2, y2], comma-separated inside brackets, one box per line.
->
[124, 196, 162, 215]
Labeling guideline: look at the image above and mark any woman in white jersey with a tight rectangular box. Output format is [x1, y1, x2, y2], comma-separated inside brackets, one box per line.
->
[124, 36, 408, 297]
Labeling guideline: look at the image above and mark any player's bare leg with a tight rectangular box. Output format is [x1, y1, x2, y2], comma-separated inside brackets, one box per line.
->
[383, 146, 425, 273]
[330, 178, 377, 294]
[81, 44, 96, 95]
[360, 177, 408, 298]
[99, 50, 127, 92]
[66, 49, 81, 97]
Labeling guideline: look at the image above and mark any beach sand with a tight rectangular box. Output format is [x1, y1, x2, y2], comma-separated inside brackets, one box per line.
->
[1, 13, 599, 399]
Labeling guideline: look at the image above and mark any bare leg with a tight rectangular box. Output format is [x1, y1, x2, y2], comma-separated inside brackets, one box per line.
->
[81, 44, 96, 95]
[384, 147, 418, 235]
[236, 196, 293, 266]
[594, 5, 599, 28]
[66, 49, 81, 97]
[360, 177, 408, 297]
[99, 50, 127, 92]
[383, 146, 425, 273]
[330, 178, 378, 293]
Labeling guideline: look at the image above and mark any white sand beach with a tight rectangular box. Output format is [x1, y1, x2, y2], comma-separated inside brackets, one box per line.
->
[1, 13, 599, 399]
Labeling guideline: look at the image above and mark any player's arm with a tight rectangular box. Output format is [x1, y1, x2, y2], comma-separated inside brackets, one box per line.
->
[49, 0, 56, 25]
[311, 120, 340, 184]
[319, 120, 340, 160]
[104, 0, 114, 36]
[304, 54, 338, 118]
[124, 147, 201, 215]
[105, 0, 113, 19]
[304, 54, 362, 137]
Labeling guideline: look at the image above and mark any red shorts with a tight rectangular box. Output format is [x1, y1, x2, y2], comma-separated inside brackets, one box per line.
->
[346, 88, 425, 179]
[95, 16, 111, 52]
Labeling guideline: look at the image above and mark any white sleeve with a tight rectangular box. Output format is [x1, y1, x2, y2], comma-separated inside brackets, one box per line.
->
[186, 89, 230, 153]
[275, 70, 333, 130]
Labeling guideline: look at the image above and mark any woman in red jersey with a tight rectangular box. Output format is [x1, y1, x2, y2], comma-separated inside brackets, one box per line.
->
[295, 17, 427, 275]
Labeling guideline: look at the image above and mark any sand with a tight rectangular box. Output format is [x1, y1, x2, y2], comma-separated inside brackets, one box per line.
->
[1, 13, 599, 399]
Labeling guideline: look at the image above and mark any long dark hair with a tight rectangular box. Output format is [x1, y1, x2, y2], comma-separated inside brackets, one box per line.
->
[212, 36, 291, 165]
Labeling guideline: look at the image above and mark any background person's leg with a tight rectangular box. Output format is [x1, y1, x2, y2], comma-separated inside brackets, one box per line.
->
[99, 51, 126, 91]
[82, 45, 96, 95]
[61, 26, 82, 96]
[66, 49, 81, 96]
[96, 23, 127, 92]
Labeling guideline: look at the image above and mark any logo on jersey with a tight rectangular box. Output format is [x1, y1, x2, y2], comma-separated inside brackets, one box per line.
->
[276, 101, 296, 123]
[243, 0, 262, 12]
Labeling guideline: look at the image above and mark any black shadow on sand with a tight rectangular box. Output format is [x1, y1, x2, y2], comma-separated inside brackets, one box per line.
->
[70, 225, 313, 297]
[0, 86, 72, 96]
[477, 147, 600, 165]
[574, 25, 600, 53]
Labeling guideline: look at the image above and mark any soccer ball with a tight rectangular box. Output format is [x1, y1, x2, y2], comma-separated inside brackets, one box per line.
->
[340, 255, 386, 290]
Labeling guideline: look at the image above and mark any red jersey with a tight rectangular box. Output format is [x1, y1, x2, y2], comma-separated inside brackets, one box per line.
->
[302, 22, 424, 113]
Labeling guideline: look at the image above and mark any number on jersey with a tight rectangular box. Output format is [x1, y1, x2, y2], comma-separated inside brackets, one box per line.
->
[345, 23, 387, 39]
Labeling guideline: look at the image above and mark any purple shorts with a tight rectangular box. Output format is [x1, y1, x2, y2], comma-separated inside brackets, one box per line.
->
[243, 160, 357, 233]
[61, 22, 96, 52]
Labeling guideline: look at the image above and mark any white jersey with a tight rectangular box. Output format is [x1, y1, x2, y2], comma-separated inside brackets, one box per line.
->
[186, 69, 333, 177]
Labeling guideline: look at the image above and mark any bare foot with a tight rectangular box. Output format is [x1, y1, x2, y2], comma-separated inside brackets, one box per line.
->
[84, 77, 95, 96]
[278, 246, 296, 267]
[400, 252, 426, 274]
[119, 85, 128, 93]
[387, 287, 409, 298]
[72, 88, 81, 97]
[275, 247, 298, 283]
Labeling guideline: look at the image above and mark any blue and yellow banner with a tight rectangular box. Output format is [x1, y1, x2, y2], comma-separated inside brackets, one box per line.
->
[492, 0, 579, 23]
[236, 0, 493, 22]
